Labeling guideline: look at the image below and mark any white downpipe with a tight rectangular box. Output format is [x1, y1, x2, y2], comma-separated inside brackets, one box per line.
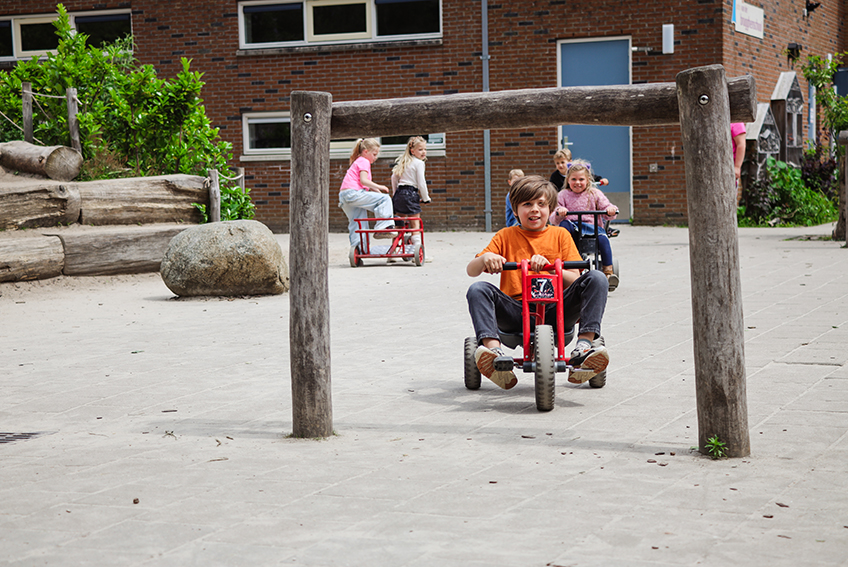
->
[482, 0, 492, 232]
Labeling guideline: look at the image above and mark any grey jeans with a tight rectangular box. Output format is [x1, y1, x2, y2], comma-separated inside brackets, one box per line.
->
[466, 269, 607, 345]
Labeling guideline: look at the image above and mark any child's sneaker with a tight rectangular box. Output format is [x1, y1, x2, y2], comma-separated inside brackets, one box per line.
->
[474, 345, 518, 390]
[567, 340, 609, 384]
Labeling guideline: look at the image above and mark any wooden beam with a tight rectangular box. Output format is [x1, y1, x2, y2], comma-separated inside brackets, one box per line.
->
[289, 91, 334, 438]
[677, 64, 750, 458]
[330, 75, 757, 139]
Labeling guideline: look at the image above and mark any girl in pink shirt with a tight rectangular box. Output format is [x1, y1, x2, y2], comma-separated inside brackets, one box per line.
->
[338, 138, 396, 247]
[549, 161, 620, 291]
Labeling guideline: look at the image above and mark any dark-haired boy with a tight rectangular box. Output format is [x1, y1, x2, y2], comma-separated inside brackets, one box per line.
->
[466, 175, 610, 389]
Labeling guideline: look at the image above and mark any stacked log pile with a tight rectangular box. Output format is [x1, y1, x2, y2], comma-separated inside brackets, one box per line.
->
[0, 142, 208, 282]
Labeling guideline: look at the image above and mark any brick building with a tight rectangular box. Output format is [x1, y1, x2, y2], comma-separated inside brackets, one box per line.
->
[2, 1, 845, 232]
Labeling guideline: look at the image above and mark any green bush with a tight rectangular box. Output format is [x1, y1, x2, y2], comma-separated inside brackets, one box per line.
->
[0, 5, 253, 221]
[739, 157, 838, 227]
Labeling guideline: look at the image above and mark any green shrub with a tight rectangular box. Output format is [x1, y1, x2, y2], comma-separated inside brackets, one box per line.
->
[739, 157, 838, 227]
[0, 5, 253, 222]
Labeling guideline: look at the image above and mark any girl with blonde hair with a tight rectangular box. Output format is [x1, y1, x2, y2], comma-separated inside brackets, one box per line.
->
[390, 136, 431, 246]
[338, 138, 396, 247]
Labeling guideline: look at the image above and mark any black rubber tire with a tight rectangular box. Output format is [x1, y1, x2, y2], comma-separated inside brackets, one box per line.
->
[349, 246, 362, 267]
[534, 325, 556, 411]
[588, 369, 607, 389]
[464, 336, 481, 390]
[413, 243, 424, 266]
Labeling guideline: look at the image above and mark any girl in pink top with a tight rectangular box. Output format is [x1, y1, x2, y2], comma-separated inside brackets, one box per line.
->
[338, 138, 396, 247]
[549, 160, 620, 291]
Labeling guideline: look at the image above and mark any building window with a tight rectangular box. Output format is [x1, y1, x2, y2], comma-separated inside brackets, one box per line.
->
[0, 21, 12, 58]
[0, 10, 131, 60]
[243, 3, 304, 44]
[239, 0, 440, 49]
[16, 17, 59, 58]
[242, 113, 446, 161]
[73, 13, 132, 48]
[308, 0, 370, 42]
[375, 0, 439, 37]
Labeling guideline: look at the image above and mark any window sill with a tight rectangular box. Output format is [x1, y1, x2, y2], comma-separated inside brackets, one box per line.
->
[240, 148, 445, 162]
[236, 37, 442, 56]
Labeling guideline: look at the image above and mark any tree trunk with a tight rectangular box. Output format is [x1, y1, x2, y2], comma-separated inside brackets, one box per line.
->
[0, 181, 81, 229]
[0, 141, 82, 181]
[78, 174, 206, 225]
[0, 235, 64, 282]
[44, 224, 188, 276]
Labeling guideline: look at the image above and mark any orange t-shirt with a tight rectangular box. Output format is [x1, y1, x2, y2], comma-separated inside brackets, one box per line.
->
[478, 225, 580, 299]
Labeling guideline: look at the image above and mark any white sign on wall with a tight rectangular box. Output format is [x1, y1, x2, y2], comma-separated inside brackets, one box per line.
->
[735, 2, 764, 39]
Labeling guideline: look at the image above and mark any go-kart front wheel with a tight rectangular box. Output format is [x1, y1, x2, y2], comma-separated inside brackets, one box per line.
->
[534, 325, 556, 411]
[349, 245, 362, 267]
[464, 336, 481, 390]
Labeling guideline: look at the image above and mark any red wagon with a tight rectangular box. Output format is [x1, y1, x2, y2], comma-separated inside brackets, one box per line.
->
[349, 217, 425, 267]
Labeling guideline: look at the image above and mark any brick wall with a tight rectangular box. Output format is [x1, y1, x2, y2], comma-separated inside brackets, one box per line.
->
[3, 0, 845, 231]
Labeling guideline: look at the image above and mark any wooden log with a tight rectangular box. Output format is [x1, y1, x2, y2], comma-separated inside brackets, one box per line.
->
[677, 64, 750, 458]
[0, 141, 82, 181]
[0, 181, 81, 230]
[78, 174, 206, 225]
[44, 224, 189, 276]
[290, 91, 333, 439]
[0, 235, 64, 282]
[330, 75, 757, 139]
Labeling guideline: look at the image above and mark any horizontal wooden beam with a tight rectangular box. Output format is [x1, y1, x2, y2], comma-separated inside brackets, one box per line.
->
[329, 75, 756, 140]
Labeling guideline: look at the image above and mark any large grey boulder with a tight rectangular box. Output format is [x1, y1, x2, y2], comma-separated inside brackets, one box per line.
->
[160, 220, 289, 297]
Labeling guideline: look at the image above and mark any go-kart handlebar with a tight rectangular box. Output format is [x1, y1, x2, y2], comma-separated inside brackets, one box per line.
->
[503, 260, 590, 271]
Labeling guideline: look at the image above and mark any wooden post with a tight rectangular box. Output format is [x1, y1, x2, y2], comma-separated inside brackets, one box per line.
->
[208, 169, 221, 222]
[233, 167, 245, 194]
[66, 88, 81, 154]
[677, 65, 751, 458]
[22, 82, 33, 144]
[289, 90, 333, 438]
[836, 131, 847, 244]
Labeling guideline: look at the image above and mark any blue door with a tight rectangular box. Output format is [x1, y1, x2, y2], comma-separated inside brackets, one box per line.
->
[559, 38, 631, 221]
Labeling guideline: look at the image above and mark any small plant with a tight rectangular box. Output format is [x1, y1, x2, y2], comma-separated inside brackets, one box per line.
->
[705, 434, 727, 459]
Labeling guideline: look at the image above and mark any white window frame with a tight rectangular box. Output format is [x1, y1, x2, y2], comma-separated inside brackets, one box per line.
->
[307, 0, 371, 42]
[0, 20, 14, 61]
[240, 112, 446, 161]
[14, 16, 58, 59]
[0, 10, 131, 60]
[238, 0, 441, 50]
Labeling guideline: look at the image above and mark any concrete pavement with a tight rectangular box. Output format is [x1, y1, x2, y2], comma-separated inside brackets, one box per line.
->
[1, 223, 847, 566]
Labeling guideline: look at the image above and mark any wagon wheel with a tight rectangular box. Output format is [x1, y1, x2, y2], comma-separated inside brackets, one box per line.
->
[534, 325, 556, 411]
[464, 336, 481, 390]
[413, 243, 424, 266]
[349, 245, 362, 267]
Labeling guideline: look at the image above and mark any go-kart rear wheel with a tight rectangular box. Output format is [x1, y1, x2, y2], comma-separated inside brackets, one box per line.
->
[349, 245, 362, 267]
[413, 243, 424, 266]
[464, 336, 481, 390]
[588, 369, 606, 389]
[534, 324, 556, 411]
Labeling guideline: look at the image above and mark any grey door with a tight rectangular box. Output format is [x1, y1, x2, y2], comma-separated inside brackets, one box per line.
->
[559, 38, 631, 220]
